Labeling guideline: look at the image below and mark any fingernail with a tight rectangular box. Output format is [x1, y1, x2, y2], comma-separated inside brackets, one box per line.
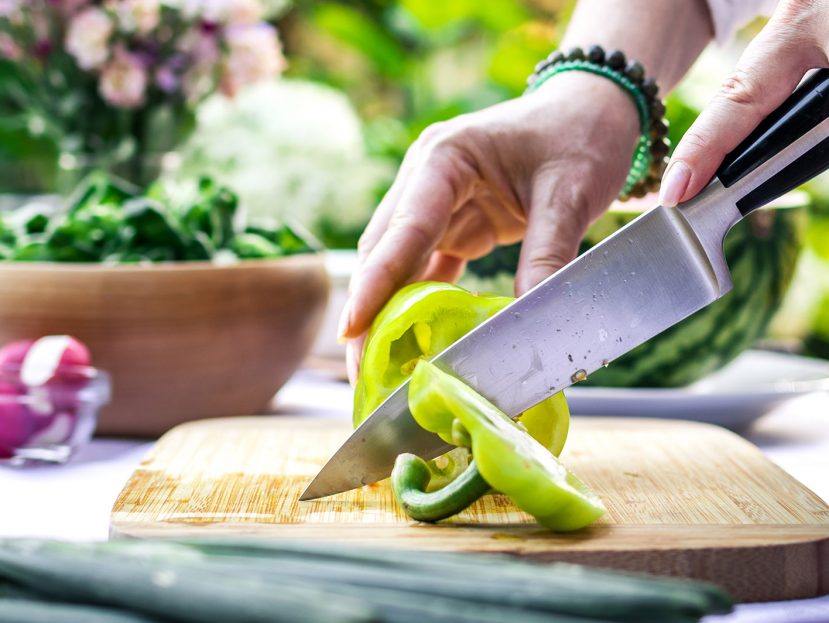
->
[337, 299, 352, 343]
[659, 160, 691, 207]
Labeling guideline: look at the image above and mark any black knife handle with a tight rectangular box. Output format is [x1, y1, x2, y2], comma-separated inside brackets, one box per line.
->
[715, 68, 829, 215]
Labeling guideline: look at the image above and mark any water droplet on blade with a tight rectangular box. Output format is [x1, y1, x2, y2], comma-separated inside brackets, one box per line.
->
[571, 369, 588, 383]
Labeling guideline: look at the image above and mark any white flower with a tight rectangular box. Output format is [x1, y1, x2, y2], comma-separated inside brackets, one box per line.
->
[178, 80, 392, 234]
[220, 23, 285, 97]
[99, 46, 148, 108]
[224, 0, 262, 24]
[162, 0, 268, 23]
[65, 7, 114, 70]
[111, 0, 161, 34]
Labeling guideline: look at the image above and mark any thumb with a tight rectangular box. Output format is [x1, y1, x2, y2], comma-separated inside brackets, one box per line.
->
[660, 4, 828, 207]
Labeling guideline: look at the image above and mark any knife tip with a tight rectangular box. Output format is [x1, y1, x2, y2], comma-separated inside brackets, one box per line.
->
[298, 482, 320, 502]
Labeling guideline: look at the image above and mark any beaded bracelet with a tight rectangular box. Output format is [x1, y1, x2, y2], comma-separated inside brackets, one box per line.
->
[525, 45, 670, 199]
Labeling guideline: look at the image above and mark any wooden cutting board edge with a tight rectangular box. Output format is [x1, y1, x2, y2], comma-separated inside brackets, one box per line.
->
[109, 521, 829, 603]
[109, 416, 829, 603]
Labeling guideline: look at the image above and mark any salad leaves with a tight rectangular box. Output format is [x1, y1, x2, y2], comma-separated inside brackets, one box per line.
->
[0, 174, 316, 264]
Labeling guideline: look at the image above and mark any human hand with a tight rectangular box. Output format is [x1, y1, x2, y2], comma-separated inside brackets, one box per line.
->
[659, 0, 829, 207]
[339, 71, 640, 383]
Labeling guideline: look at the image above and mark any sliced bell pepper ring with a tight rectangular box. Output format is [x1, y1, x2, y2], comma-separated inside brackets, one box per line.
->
[356, 281, 575, 525]
[403, 360, 606, 532]
[353, 281, 569, 456]
[353, 281, 512, 428]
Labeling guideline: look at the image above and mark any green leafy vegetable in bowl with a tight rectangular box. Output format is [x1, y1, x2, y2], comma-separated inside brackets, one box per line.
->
[0, 173, 317, 264]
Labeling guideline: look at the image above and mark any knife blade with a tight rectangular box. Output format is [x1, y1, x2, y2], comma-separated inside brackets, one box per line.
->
[301, 68, 829, 501]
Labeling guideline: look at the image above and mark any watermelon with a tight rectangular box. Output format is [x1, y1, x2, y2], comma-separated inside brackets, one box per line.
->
[461, 195, 806, 388]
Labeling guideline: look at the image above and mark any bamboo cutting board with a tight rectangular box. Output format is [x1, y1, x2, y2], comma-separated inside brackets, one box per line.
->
[111, 416, 829, 602]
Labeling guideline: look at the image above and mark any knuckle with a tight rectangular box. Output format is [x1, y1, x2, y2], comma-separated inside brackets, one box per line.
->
[370, 256, 399, 289]
[418, 121, 454, 148]
[389, 213, 435, 252]
[356, 233, 374, 257]
[776, 0, 817, 23]
[719, 68, 762, 108]
[678, 128, 712, 154]
[527, 251, 572, 275]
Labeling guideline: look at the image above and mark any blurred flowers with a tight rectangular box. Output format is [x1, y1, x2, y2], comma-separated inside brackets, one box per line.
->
[0, 0, 286, 190]
[65, 7, 114, 70]
[177, 79, 393, 248]
[111, 0, 161, 35]
[99, 46, 148, 109]
[221, 23, 286, 96]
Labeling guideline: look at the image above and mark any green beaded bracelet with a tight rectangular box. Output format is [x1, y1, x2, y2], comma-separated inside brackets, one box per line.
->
[525, 47, 670, 200]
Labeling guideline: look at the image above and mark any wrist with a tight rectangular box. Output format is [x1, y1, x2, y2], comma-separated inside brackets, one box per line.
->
[530, 70, 640, 173]
[526, 46, 671, 198]
[533, 70, 639, 134]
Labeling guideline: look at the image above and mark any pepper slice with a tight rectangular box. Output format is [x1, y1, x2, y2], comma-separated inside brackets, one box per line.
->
[353, 281, 569, 456]
[353, 281, 512, 428]
[407, 360, 606, 532]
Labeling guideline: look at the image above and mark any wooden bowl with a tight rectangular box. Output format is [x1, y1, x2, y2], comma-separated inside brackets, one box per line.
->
[0, 255, 329, 436]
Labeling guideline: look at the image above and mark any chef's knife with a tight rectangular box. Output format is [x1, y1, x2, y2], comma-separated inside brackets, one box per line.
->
[301, 68, 829, 501]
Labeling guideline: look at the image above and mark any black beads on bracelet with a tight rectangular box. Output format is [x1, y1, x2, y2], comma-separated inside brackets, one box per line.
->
[526, 45, 671, 199]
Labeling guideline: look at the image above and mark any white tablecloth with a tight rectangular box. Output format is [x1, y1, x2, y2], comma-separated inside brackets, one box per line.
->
[1, 370, 827, 622]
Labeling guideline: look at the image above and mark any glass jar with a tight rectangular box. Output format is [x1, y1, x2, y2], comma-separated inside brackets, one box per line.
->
[0, 364, 110, 465]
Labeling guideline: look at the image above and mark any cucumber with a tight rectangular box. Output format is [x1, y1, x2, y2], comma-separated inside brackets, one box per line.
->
[0, 599, 159, 623]
[0, 539, 732, 623]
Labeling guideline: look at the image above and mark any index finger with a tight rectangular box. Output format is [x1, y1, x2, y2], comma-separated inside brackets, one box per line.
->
[341, 153, 469, 339]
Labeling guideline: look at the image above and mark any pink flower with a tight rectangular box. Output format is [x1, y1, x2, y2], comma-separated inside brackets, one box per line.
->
[0, 33, 20, 60]
[99, 46, 148, 108]
[65, 7, 114, 70]
[220, 23, 285, 97]
[179, 30, 220, 103]
[155, 64, 179, 93]
[109, 0, 160, 35]
[57, 0, 92, 17]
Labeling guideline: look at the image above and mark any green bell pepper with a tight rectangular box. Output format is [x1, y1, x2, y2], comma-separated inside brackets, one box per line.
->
[353, 281, 512, 428]
[391, 454, 491, 522]
[353, 282, 569, 456]
[401, 360, 606, 532]
[355, 281, 576, 526]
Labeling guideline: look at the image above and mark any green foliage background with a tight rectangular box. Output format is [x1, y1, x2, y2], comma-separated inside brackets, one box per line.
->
[278, 0, 574, 169]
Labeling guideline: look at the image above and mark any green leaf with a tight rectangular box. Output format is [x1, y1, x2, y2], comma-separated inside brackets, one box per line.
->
[122, 198, 187, 258]
[400, 0, 530, 32]
[230, 232, 283, 259]
[665, 93, 701, 151]
[65, 172, 137, 215]
[181, 179, 239, 248]
[12, 240, 52, 262]
[487, 22, 557, 95]
[311, 4, 409, 77]
[183, 231, 214, 261]
[46, 203, 125, 262]
[806, 214, 829, 262]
